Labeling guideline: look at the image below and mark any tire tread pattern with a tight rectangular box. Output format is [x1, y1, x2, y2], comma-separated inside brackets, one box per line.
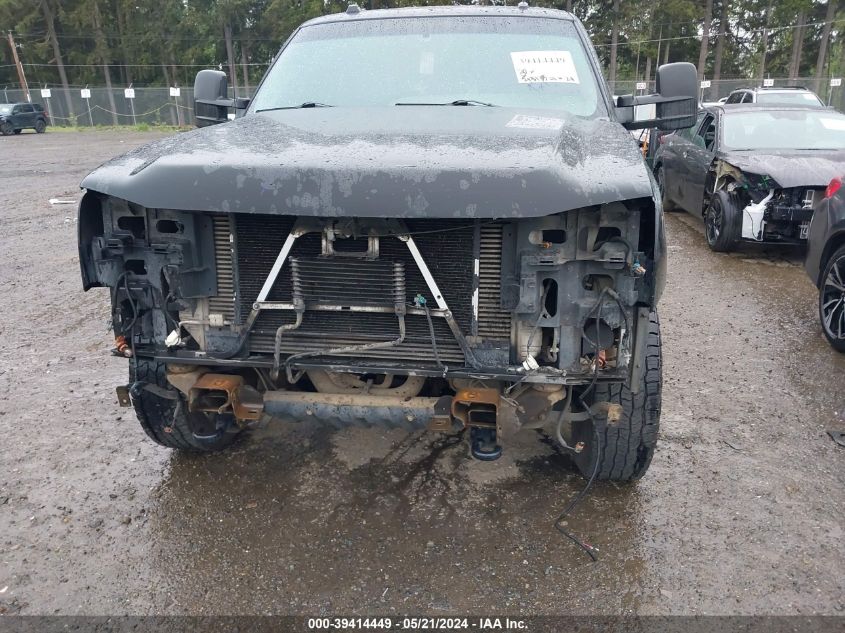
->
[581, 312, 662, 482]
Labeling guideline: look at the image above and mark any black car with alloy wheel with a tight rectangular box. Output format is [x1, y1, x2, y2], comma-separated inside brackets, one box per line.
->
[805, 176, 845, 352]
[0, 102, 48, 135]
[654, 104, 845, 252]
[77, 6, 700, 481]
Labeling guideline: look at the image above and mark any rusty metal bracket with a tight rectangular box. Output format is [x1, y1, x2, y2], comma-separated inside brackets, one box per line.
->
[188, 374, 264, 422]
[592, 401, 624, 425]
[427, 395, 460, 433]
[115, 385, 132, 407]
[451, 388, 501, 429]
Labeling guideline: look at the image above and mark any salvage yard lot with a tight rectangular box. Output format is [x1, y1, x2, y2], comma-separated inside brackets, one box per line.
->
[1, 130, 843, 615]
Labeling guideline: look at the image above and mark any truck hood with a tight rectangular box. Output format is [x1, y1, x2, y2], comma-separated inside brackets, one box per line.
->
[81, 107, 652, 218]
[720, 150, 845, 189]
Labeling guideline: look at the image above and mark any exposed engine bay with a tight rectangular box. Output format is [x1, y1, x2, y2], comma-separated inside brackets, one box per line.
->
[79, 192, 660, 452]
[710, 160, 823, 243]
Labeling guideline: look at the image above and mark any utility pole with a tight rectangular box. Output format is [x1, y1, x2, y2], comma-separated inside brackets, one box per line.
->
[7, 31, 31, 102]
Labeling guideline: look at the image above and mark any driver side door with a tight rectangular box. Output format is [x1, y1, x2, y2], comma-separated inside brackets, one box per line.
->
[660, 111, 704, 210]
[681, 112, 717, 213]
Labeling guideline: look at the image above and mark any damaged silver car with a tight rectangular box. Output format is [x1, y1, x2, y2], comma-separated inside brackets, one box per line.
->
[655, 104, 845, 252]
[78, 6, 698, 481]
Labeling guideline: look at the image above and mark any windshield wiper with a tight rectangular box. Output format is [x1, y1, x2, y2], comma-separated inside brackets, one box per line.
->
[256, 102, 333, 112]
[395, 99, 497, 107]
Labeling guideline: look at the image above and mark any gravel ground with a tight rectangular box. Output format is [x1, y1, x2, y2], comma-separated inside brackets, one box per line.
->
[0, 129, 843, 617]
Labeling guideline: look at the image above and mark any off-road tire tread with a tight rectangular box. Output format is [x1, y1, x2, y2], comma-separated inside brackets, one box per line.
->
[131, 359, 237, 452]
[579, 312, 661, 482]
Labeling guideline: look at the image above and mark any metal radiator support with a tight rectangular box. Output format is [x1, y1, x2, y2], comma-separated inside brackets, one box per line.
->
[235, 218, 479, 369]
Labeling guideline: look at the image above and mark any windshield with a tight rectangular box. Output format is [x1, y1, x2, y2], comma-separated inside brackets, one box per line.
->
[250, 16, 605, 117]
[722, 110, 845, 150]
[0, 105, 12, 115]
[755, 91, 823, 107]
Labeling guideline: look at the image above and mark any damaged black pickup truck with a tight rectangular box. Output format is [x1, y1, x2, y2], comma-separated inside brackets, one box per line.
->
[656, 104, 845, 252]
[78, 6, 698, 481]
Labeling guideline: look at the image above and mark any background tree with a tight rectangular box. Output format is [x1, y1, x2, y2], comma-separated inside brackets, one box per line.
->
[0, 0, 842, 110]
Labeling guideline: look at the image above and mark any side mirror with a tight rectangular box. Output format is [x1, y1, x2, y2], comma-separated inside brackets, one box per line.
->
[654, 62, 698, 130]
[193, 70, 250, 127]
[617, 62, 698, 131]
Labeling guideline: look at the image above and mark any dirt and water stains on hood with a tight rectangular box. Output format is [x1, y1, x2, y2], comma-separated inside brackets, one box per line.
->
[80, 107, 653, 218]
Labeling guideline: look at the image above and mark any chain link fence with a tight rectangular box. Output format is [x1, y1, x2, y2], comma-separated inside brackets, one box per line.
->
[0, 86, 255, 127]
[1, 78, 842, 128]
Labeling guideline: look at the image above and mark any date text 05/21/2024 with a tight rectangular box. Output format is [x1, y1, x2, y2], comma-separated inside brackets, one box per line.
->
[307, 617, 528, 630]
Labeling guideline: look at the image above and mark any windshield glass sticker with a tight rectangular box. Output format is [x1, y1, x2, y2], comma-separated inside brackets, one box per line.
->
[820, 117, 845, 131]
[510, 51, 579, 84]
[506, 114, 564, 130]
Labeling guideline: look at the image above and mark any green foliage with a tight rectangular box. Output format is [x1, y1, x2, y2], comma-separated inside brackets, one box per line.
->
[0, 0, 842, 90]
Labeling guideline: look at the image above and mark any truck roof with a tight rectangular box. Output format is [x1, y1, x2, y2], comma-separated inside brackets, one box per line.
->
[300, 5, 575, 28]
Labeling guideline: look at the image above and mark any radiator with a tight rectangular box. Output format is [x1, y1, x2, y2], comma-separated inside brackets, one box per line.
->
[224, 215, 508, 366]
[207, 214, 236, 323]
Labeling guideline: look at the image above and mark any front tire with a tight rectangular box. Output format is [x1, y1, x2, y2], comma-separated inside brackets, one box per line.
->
[0, 122, 13, 136]
[130, 359, 242, 452]
[705, 190, 741, 252]
[572, 312, 661, 482]
[819, 245, 845, 353]
[656, 166, 678, 212]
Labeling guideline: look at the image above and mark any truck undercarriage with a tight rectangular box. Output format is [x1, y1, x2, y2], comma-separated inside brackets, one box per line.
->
[79, 192, 661, 475]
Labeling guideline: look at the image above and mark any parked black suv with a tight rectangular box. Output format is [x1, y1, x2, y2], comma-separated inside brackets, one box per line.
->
[78, 6, 697, 481]
[0, 102, 48, 135]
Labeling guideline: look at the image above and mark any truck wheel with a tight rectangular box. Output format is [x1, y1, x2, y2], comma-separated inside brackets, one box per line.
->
[705, 190, 740, 252]
[656, 166, 677, 212]
[130, 359, 242, 452]
[572, 312, 661, 482]
[35, 120, 46, 134]
[0, 122, 12, 136]
[819, 245, 845, 353]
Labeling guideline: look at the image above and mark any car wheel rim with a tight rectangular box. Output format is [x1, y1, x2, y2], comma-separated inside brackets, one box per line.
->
[822, 257, 845, 340]
[706, 204, 722, 244]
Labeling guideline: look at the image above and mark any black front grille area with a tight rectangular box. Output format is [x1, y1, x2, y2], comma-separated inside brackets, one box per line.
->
[233, 216, 484, 365]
